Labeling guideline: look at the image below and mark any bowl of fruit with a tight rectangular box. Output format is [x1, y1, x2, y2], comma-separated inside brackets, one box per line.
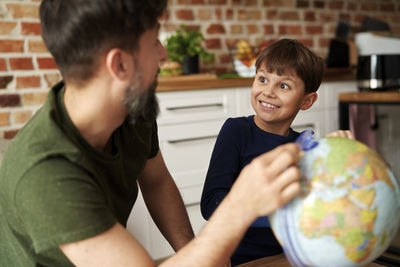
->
[233, 40, 257, 77]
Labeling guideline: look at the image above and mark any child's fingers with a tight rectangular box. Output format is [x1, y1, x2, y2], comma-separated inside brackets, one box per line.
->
[344, 130, 355, 139]
[326, 130, 354, 139]
[326, 131, 338, 137]
[338, 130, 354, 139]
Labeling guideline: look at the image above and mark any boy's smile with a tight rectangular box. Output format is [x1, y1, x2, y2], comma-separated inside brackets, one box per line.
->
[251, 65, 317, 136]
[259, 100, 279, 110]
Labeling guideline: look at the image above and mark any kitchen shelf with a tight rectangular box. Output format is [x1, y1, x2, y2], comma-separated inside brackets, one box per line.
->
[157, 68, 356, 92]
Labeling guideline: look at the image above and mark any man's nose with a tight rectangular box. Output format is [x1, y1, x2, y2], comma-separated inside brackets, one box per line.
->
[159, 41, 168, 62]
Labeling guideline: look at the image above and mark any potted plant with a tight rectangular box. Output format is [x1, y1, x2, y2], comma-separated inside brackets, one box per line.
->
[164, 25, 214, 75]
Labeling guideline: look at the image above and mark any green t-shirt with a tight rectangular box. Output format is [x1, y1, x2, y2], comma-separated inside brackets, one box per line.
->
[0, 81, 159, 266]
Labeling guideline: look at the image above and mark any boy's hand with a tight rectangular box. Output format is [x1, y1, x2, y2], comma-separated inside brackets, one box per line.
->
[326, 130, 354, 140]
[227, 143, 302, 220]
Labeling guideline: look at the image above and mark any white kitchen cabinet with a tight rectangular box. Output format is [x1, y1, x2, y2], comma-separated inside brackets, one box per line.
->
[158, 120, 225, 205]
[157, 88, 237, 207]
[126, 80, 357, 260]
[320, 81, 358, 135]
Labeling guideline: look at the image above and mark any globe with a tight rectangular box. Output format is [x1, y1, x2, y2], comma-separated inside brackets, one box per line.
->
[270, 137, 400, 267]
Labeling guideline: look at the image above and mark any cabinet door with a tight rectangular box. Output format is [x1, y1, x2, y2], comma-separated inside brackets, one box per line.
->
[158, 119, 225, 205]
[235, 87, 254, 116]
[321, 81, 357, 134]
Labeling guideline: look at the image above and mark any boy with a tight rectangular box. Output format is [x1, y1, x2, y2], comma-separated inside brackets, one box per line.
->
[201, 39, 352, 266]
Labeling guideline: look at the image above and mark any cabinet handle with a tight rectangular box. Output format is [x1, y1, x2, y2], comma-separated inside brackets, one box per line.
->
[166, 103, 224, 111]
[167, 135, 218, 144]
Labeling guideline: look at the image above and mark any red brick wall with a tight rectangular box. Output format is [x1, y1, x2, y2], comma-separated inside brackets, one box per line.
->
[163, 0, 400, 73]
[0, 0, 60, 138]
[1, 0, 400, 138]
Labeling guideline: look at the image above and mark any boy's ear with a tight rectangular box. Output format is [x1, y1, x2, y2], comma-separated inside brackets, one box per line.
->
[300, 92, 318, 110]
[105, 48, 134, 82]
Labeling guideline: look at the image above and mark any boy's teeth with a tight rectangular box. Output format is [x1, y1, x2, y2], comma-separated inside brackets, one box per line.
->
[261, 102, 277, 108]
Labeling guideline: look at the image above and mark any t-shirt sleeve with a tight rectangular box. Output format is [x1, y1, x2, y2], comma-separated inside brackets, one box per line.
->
[200, 118, 242, 220]
[14, 157, 117, 254]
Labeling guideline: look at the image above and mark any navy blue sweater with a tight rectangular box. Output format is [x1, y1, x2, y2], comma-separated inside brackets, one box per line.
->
[200, 116, 300, 266]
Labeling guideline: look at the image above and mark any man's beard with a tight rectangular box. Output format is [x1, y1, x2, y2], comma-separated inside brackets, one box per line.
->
[124, 69, 159, 125]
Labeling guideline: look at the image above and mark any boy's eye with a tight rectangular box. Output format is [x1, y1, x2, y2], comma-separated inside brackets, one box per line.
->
[280, 83, 289, 90]
[259, 76, 267, 84]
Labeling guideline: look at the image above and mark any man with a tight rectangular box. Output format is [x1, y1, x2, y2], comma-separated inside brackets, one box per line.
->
[0, 0, 302, 266]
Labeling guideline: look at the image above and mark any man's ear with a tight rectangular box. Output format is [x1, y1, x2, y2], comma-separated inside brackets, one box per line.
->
[105, 48, 134, 82]
[300, 92, 318, 110]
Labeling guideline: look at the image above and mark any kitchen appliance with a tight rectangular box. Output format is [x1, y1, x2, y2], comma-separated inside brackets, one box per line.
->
[326, 21, 350, 68]
[355, 32, 400, 91]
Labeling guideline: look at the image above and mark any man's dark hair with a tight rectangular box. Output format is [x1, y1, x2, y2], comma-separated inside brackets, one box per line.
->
[255, 39, 325, 93]
[40, 0, 167, 85]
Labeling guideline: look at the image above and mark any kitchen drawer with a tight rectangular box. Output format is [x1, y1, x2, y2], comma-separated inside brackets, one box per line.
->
[158, 119, 224, 205]
[156, 89, 236, 125]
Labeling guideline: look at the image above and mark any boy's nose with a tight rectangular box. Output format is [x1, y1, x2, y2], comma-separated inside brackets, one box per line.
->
[263, 84, 275, 97]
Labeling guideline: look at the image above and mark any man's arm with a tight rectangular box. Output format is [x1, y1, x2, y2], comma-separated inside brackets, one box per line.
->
[59, 143, 301, 266]
[60, 223, 155, 266]
[137, 150, 194, 251]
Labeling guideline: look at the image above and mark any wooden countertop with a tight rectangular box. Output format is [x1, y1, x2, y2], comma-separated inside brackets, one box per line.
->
[156, 74, 253, 92]
[339, 91, 400, 103]
[156, 68, 356, 92]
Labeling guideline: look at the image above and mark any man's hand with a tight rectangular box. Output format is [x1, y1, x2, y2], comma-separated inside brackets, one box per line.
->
[326, 130, 354, 140]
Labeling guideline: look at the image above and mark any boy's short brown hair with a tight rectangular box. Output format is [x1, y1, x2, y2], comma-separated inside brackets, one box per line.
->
[255, 39, 325, 93]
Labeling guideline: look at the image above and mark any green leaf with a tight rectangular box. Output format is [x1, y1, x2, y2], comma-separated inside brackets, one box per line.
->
[164, 25, 214, 64]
